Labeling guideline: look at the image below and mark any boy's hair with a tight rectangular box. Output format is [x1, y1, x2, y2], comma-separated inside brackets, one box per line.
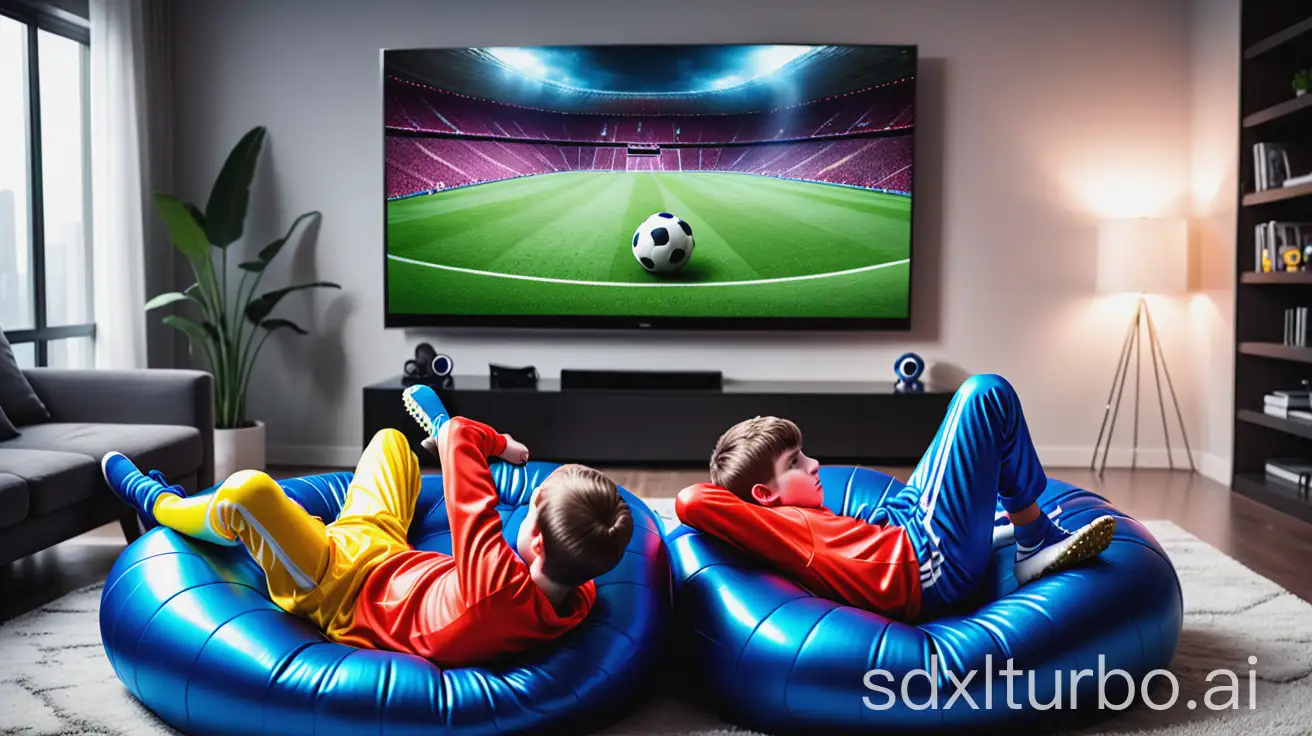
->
[536, 464, 633, 588]
[709, 416, 803, 501]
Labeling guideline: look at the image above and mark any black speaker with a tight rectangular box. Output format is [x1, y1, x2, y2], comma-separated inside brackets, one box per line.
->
[490, 363, 539, 389]
[560, 368, 722, 391]
[403, 343, 454, 387]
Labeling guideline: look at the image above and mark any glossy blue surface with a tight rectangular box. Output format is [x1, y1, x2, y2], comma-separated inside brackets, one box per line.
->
[100, 463, 672, 735]
[667, 466, 1184, 733]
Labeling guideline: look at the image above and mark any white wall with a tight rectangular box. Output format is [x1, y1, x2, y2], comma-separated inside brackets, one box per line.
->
[170, 0, 1220, 471]
[1188, 0, 1240, 483]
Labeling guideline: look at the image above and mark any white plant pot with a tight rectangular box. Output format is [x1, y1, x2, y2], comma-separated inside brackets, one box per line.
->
[214, 421, 266, 481]
[1299, 89, 1308, 97]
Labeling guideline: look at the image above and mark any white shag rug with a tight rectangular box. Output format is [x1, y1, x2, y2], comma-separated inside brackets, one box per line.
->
[2, 507, 1310, 735]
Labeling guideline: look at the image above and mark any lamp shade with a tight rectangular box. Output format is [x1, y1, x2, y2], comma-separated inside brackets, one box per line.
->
[1095, 217, 1189, 295]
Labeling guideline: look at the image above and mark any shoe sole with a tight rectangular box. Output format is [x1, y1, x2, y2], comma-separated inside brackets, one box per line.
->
[1018, 515, 1117, 584]
[402, 386, 446, 437]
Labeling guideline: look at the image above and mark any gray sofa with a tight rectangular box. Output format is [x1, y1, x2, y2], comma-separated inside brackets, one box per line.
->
[0, 369, 214, 566]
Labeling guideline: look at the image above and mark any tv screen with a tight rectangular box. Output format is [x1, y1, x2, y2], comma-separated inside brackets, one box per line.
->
[383, 44, 916, 330]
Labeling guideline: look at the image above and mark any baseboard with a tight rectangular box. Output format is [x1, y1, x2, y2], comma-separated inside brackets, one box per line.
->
[267, 444, 360, 469]
[268, 443, 1232, 480]
[1036, 445, 1215, 470]
[1198, 453, 1231, 485]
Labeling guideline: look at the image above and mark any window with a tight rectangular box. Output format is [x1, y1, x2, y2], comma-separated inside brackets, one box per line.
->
[0, 1, 94, 368]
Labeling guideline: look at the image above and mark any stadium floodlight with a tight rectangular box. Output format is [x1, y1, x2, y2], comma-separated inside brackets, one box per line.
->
[750, 46, 814, 77]
[486, 47, 551, 82]
[707, 46, 815, 91]
[478, 44, 821, 96]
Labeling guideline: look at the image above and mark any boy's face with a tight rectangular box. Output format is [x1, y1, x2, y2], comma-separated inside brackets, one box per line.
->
[750, 446, 823, 508]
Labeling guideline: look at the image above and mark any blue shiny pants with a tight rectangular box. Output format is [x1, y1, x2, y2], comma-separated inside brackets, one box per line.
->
[896, 373, 1048, 618]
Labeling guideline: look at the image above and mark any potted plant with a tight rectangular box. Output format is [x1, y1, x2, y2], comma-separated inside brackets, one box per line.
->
[1294, 69, 1310, 97]
[146, 126, 340, 479]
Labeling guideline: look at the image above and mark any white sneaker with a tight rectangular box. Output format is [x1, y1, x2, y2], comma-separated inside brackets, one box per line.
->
[1014, 515, 1116, 585]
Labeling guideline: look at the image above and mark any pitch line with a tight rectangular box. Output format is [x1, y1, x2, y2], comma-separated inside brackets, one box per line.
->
[386, 254, 909, 288]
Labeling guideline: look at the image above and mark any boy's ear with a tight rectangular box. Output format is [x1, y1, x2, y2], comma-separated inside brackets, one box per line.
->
[750, 483, 779, 506]
[529, 533, 551, 578]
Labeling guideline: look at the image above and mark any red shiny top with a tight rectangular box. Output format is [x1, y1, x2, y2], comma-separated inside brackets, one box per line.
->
[348, 417, 596, 667]
[675, 483, 922, 620]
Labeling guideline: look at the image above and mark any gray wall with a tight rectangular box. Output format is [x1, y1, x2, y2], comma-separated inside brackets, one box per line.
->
[171, 0, 1214, 470]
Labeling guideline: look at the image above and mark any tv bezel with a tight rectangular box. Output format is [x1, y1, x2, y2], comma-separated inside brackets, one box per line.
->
[381, 42, 918, 332]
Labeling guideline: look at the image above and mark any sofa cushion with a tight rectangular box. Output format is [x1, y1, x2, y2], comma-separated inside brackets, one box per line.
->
[0, 403, 18, 442]
[0, 472, 29, 528]
[0, 330, 51, 426]
[0, 449, 99, 517]
[0, 423, 203, 489]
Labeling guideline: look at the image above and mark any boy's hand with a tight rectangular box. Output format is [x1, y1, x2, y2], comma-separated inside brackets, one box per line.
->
[499, 434, 530, 465]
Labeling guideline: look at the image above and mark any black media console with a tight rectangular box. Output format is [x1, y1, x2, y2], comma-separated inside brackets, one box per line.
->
[363, 375, 955, 467]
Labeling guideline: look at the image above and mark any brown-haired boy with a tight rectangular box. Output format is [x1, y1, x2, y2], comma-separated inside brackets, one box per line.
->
[676, 373, 1115, 621]
[101, 384, 633, 666]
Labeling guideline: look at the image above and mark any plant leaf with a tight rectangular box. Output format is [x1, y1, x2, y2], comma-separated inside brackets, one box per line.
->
[183, 202, 207, 237]
[204, 126, 267, 248]
[144, 292, 196, 311]
[154, 194, 211, 264]
[245, 281, 341, 325]
[260, 318, 308, 335]
[256, 211, 319, 264]
[162, 315, 214, 359]
[238, 260, 266, 273]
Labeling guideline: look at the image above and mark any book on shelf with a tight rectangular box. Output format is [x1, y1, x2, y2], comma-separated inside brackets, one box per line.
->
[1263, 403, 1312, 420]
[1286, 171, 1312, 188]
[1265, 459, 1312, 497]
[1283, 307, 1308, 346]
[1252, 142, 1312, 191]
[1254, 221, 1312, 272]
[1255, 143, 1290, 191]
[1264, 391, 1311, 407]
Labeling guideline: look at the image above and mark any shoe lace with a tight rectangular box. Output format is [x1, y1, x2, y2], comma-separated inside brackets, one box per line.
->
[146, 469, 186, 497]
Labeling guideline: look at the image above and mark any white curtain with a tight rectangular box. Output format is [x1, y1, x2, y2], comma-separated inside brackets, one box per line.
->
[89, 0, 170, 370]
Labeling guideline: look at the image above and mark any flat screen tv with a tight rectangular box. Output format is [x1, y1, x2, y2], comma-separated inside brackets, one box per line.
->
[383, 43, 916, 330]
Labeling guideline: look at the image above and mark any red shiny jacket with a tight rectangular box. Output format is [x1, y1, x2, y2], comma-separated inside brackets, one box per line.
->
[676, 483, 922, 620]
[349, 417, 596, 667]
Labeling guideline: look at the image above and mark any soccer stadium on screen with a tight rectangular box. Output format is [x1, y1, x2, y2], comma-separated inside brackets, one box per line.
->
[383, 44, 915, 326]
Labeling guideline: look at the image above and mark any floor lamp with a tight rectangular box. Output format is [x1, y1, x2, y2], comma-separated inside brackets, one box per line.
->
[1090, 217, 1196, 475]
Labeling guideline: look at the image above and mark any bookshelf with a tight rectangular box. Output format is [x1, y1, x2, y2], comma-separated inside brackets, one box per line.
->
[1235, 3, 1312, 522]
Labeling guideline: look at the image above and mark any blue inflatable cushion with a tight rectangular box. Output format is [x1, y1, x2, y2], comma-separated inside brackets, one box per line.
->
[667, 465, 1183, 733]
[100, 462, 671, 736]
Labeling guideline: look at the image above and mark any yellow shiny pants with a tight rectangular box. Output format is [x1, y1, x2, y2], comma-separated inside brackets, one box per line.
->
[152, 429, 422, 646]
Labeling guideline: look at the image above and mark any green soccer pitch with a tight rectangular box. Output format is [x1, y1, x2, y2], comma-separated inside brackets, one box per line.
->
[385, 171, 911, 319]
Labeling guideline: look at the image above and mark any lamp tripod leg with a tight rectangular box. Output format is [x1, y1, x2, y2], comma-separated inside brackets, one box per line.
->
[1091, 295, 1144, 467]
[1093, 299, 1143, 475]
[1102, 302, 1142, 475]
[1143, 300, 1175, 470]
[1144, 301, 1196, 473]
[1132, 298, 1143, 470]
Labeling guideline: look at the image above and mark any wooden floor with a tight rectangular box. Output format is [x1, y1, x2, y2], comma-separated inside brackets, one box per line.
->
[3, 465, 1310, 624]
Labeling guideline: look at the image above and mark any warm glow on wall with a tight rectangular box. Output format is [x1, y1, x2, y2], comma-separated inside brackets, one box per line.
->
[1064, 166, 1183, 220]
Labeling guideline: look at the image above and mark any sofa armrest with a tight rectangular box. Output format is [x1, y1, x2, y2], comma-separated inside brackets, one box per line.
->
[22, 368, 215, 488]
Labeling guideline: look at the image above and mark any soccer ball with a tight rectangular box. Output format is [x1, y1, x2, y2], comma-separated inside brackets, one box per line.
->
[632, 212, 694, 275]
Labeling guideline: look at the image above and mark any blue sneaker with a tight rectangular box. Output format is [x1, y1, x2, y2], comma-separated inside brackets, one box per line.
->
[402, 384, 450, 437]
[101, 452, 184, 526]
[1014, 513, 1116, 585]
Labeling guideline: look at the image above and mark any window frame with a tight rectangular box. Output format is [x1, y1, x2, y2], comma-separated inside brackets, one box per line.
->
[0, 0, 95, 367]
